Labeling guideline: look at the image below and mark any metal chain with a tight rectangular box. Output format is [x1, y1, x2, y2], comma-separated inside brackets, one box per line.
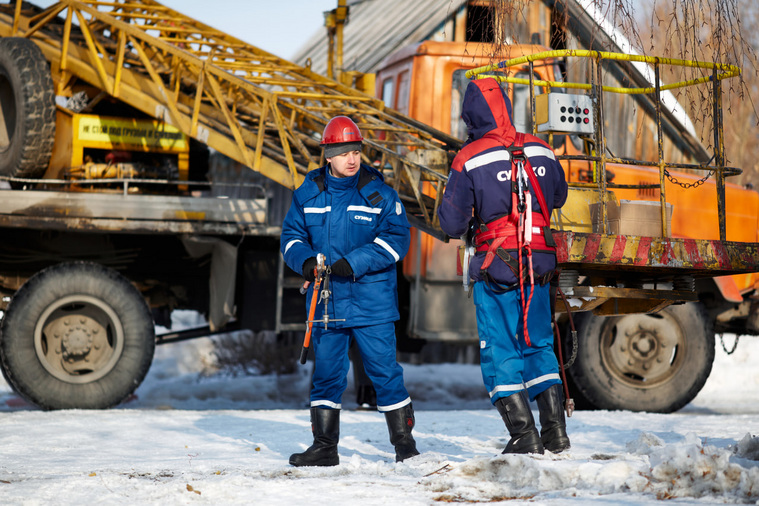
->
[563, 329, 578, 369]
[664, 168, 714, 189]
[718, 333, 740, 355]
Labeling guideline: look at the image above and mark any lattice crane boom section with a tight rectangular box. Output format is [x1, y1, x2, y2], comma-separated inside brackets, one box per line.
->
[0, 0, 460, 237]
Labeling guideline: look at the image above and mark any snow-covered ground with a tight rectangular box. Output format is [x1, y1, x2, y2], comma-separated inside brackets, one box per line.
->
[1, 312, 758, 505]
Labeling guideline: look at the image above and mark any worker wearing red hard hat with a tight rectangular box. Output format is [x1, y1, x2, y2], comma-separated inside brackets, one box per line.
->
[281, 116, 419, 466]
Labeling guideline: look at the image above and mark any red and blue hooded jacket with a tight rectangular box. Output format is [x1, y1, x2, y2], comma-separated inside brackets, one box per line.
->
[438, 77, 568, 285]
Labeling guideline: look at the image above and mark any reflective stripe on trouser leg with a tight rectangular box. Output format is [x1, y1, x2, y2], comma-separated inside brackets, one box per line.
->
[310, 326, 351, 409]
[352, 322, 411, 412]
[474, 281, 525, 404]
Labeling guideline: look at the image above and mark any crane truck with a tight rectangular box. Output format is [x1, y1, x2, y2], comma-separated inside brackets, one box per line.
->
[0, 0, 462, 409]
[374, 40, 759, 413]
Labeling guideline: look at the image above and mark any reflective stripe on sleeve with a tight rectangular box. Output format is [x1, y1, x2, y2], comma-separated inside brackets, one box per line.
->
[284, 239, 302, 254]
[374, 237, 400, 262]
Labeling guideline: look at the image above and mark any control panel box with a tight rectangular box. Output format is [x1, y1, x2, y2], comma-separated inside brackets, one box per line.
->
[535, 93, 594, 135]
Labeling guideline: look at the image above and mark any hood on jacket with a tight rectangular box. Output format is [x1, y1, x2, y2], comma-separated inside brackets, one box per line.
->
[461, 77, 515, 145]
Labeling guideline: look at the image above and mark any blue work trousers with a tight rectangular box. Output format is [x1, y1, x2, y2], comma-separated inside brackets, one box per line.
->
[473, 281, 561, 403]
[310, 322, 411, 412]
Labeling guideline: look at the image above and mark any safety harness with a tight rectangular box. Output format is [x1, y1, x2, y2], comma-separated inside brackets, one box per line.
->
[473, 133, 557, 346]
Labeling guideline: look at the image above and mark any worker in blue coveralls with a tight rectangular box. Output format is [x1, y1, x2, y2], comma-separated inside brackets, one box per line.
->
[280, 116, 419, 466]
[438, 77, 570, 455]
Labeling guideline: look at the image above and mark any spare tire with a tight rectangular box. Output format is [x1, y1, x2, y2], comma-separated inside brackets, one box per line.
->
[0, 37, 56, 179]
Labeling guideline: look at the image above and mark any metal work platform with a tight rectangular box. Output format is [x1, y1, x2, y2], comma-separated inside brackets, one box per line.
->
[0, 186, 274, 235]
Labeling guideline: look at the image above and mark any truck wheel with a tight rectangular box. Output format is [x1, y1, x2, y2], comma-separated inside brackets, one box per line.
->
[0, 262, 155, 410]
[0, 37, 56, 178]
[568, 302, 714, 413]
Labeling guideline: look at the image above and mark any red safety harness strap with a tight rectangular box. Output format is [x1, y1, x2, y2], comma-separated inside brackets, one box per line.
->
[474, 133, 557, 346]
[474, 213, 554, 252]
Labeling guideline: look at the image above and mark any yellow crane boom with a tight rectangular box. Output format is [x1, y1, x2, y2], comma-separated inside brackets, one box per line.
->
[0, 0, 460, 236]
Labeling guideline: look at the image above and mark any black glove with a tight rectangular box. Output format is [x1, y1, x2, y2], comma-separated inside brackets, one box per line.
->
[302, 257, 317, 282]
[330, 258, 353, 277]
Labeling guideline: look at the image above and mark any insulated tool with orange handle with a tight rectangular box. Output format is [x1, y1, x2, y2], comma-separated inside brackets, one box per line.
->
[298, 254, 346, 364]
[299, 253, 325, 364]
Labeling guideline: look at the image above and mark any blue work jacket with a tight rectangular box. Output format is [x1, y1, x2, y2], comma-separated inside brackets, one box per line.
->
[281, 163, 410, 327]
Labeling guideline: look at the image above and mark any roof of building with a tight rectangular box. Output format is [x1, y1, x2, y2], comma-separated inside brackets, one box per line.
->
[292, 0, 467, 75]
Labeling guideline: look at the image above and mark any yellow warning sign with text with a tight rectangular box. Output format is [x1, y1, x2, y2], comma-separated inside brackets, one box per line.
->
[75, 115, 188, 152]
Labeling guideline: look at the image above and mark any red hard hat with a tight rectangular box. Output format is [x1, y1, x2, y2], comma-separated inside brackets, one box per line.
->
[320, 116, 364, 145]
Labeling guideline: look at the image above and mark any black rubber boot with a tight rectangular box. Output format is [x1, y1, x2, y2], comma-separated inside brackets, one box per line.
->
[536, 384, 571, 453]
[384, 403, 420, 462]
[494, 392, 544, 454]
[289, 408, 340, 467]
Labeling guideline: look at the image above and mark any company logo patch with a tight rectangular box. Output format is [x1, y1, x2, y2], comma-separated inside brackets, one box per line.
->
[350, 212, 374, 225]
[396, 202, 402, 215]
